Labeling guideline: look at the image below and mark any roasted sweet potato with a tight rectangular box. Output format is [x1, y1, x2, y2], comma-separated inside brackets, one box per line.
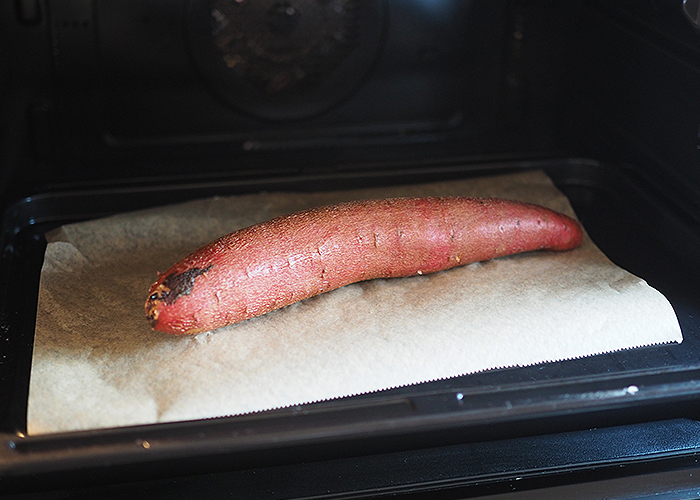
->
[146, 197, 583, 334]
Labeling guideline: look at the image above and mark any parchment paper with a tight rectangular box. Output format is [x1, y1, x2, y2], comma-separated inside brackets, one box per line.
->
[27, 170, 682, 435]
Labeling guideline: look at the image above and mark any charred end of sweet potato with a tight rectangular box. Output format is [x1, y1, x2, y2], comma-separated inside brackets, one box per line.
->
[145, 299, 160, 328]
[160, 265, 213, 305]
[145, 265, 213, 329]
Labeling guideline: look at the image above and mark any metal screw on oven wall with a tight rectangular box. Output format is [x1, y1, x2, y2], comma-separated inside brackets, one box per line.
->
[683, 0, 700, 28]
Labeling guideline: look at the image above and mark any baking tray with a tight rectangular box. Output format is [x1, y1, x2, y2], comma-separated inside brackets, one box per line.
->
[1, 157, 700, 492]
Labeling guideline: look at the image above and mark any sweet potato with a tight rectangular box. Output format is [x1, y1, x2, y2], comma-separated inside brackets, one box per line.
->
[145, 196, 583, 334]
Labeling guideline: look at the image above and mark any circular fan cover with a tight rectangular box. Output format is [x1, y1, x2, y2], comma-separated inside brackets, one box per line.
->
[187, 0, 386, 120]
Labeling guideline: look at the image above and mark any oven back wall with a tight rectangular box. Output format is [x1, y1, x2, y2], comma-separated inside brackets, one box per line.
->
[31, 0, 524, 185]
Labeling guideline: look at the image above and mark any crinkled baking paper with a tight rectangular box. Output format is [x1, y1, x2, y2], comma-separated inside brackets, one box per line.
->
[27, 170, 683, 435]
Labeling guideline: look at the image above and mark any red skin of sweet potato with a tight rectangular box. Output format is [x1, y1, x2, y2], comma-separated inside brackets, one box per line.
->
[145, 197, 583, 335]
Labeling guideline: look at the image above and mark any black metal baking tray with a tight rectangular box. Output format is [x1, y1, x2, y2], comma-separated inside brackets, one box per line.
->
[1, 157, 700, 495]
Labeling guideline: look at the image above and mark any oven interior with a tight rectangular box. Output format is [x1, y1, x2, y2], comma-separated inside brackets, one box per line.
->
[2, 0, 700, 497]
